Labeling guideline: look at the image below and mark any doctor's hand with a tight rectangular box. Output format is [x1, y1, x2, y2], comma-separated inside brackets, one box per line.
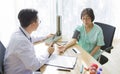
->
[48, 42, 54, 55]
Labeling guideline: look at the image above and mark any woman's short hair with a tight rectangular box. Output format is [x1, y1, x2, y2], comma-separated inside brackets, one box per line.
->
[18, 9, 38, 28]
[81, 8, 95, 22]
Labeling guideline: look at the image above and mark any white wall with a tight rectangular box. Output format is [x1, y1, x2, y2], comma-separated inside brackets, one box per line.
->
[0, 0, 120, 47]
[0, 0, 16, 46]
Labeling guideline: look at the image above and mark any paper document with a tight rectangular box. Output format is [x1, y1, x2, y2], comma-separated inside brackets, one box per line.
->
[45, 55, 77, 69]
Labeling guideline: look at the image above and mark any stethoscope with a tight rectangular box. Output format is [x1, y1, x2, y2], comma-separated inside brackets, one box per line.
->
[19, 27, 32, 42]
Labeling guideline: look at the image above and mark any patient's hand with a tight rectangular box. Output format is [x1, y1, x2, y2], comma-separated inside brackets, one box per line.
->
[57, 45, 66, 53]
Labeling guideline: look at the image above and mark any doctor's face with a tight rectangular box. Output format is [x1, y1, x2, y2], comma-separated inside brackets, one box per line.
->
[32, 19, 41, 31]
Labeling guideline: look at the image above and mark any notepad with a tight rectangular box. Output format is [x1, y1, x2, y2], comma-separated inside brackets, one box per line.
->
[45, 55, 77, 69]
[45, 35, 62, 45]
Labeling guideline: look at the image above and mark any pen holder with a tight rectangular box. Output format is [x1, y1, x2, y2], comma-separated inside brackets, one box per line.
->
[80, 64, 84, 73]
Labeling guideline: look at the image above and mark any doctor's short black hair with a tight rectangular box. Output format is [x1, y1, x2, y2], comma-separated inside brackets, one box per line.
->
[81, 8, 95, 22]
[18, 9, 38, 28]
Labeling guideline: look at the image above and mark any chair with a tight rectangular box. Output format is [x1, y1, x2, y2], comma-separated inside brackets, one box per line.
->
[94, 22, 116, 65]
[0, 41, 6, 74]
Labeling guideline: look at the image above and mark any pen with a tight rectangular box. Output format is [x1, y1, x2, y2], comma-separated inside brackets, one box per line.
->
[52, 35, 56, 40]
[80, 64, 84, 74]
[57, 69, 71, 72]
[48, 42, 54, 58]
[55, 42, 61, 46]
[48, 54, 52, 58]
[72, 49, 77, 53]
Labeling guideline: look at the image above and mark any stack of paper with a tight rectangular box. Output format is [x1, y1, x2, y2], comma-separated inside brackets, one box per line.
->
[45, 55, 77, 69]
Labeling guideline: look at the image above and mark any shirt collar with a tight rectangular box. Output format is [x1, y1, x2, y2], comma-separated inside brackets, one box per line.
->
[19, 27, 31, 40]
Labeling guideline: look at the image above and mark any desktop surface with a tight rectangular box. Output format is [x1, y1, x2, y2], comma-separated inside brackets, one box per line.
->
[34, 37, 110, 74]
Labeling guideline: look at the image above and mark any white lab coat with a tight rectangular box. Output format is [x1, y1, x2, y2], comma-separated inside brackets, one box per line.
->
[4, 27, 49, 74]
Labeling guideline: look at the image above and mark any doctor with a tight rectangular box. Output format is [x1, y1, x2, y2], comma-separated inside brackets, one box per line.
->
[4, 9, 54, 74]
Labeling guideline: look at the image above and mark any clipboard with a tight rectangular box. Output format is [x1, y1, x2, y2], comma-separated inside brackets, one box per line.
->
[45, 54, 77, 69]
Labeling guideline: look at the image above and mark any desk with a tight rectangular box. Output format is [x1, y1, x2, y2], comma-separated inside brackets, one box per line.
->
[34, 41, 110, 74]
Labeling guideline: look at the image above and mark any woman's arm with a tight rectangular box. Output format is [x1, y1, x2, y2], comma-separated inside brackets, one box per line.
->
[64, 38, 77, 50]
[90, 46, 101, 56]
[58, 38, 77, 53]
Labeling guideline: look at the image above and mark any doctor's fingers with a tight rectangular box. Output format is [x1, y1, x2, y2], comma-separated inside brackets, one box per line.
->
[48, 47, 54, 53]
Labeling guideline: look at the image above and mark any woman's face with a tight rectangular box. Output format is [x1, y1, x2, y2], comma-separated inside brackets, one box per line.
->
[81, 15, 92, 26]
